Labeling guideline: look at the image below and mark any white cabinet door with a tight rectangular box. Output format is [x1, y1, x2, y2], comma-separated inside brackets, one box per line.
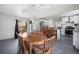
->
[74, 15, 79, 24]
[73, 31, 77, 46]
[61, 28, 65, 35]
[62, 17, 69, 24]
[70, 16, 74, 22]
[57, 29, 61, 40]
[73, 31, 79, 49]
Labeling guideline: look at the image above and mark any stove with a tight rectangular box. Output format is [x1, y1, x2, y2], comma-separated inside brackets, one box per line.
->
[65, 26, 74, 35]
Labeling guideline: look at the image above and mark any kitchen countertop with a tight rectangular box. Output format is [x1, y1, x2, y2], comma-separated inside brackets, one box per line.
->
[74, 30, 79, 32]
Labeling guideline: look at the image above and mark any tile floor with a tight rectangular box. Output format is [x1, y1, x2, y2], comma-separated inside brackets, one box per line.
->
[0, 35, 79, 54]
[54, 35, 79, 54]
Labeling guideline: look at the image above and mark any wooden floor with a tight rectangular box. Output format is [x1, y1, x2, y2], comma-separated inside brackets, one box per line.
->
[0, 35, 79, 54]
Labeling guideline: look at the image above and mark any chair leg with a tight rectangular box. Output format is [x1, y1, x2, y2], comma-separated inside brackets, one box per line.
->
[17, 46, 21, 54]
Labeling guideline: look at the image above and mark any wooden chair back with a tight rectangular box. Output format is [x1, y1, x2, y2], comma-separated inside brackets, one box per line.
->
[44, 36, 56, 54]
[18, 37, 26, 53]
[44, 48, 52, 54]
[32, 40, 46, 54]
[32, 35, 56, 54]
[40, 27, 55, 38]
[18, 33, 29, 54]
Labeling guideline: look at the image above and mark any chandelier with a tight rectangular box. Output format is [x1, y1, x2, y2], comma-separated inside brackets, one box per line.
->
[23, 4, 50, 13]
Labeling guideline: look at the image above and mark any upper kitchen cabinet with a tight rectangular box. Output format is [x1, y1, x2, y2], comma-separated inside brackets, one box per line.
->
[73, 15, 79, 24]
[62, 16, 69, 25]
[61, 16, 69, 29]
[70, 16, 74, 22]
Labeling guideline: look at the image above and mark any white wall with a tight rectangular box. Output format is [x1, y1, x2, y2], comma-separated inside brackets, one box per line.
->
[0, 14, 16, 40]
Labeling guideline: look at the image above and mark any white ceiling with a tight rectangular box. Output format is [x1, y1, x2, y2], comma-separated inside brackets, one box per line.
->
[0, 4, 79, 18]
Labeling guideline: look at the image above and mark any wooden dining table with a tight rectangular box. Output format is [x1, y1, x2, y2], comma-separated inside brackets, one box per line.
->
[19, 32, 47, 54]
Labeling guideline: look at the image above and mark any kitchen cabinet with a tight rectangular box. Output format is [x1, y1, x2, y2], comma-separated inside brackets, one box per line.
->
[62, 17, 69, 24]
[61, 17, 69, 36]
[73, 31, 79, 49]
[73, 15, 79, 24]
[61, 28, 65, 35]
[57, 29, 61, 40]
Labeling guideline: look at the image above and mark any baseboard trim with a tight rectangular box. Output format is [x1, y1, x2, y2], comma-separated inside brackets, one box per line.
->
[0, 38, 17, 40]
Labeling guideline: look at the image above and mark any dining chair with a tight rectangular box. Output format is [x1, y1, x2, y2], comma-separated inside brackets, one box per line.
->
[44, 48, 52, 54]
[32, 35, 56, 54]
[44, 36, 56, 54]
[41, 27, 55, 38]
[32, 40, 46, 54]
[49, 36, 56, 46]
[18, 34, 29, 54]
